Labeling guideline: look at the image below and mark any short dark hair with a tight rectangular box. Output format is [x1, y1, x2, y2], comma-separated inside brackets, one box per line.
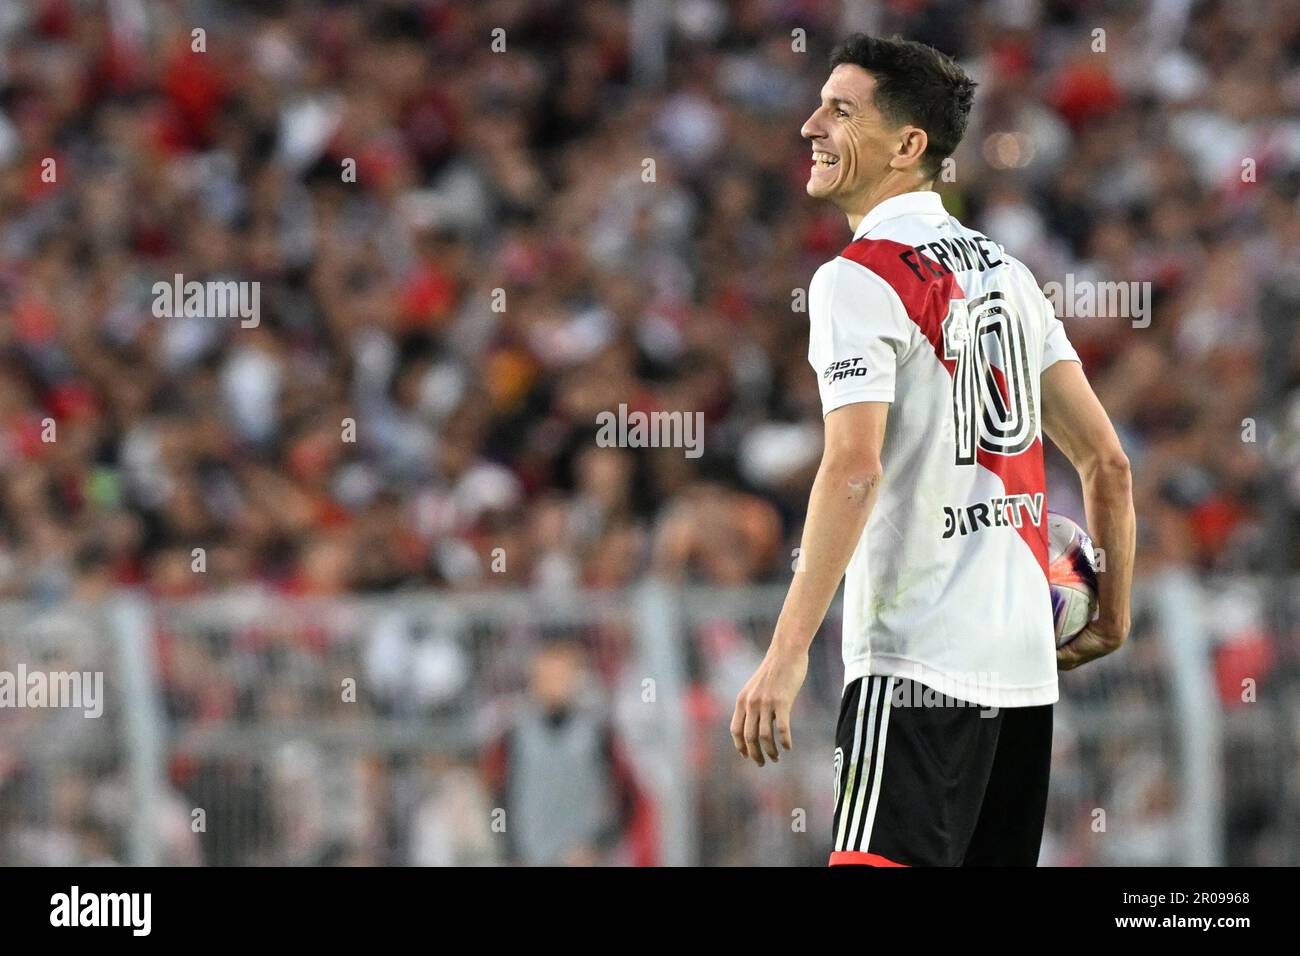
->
[830, 34, 976, 179]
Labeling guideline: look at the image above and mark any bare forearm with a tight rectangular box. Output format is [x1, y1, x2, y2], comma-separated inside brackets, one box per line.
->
[1080, 457, 1135, 634]
[772, 460, 880, 655]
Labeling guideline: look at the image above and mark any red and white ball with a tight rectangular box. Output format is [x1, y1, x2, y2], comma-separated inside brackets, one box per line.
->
[1047, 512, 1100, 648]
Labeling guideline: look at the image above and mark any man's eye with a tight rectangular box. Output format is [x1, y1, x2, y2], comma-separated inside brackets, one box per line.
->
[835, 109, 849, 118]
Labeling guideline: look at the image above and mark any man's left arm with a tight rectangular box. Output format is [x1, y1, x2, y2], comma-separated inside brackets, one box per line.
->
[730, 400, 888, 766]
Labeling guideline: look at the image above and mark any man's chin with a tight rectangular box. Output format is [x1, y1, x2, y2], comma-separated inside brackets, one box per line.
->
[806, 178, 835, 199]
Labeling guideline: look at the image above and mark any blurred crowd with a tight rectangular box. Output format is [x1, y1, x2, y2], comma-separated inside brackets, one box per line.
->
[2, 0, 1298, 602]
[1, 0, 1298, 866]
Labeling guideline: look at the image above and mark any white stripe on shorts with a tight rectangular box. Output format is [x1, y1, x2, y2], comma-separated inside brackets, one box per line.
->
[846, 676, 886, 850]
[858, 676, 895, 851]
[834, 676, 872, 851]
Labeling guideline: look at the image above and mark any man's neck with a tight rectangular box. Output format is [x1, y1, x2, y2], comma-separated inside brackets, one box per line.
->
[844, 176, 933, 234]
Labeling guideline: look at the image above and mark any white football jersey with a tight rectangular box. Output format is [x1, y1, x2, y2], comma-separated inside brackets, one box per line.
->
[808, 190, 1080, 708]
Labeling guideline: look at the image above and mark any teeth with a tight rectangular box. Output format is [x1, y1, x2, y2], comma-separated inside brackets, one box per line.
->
[812, 153, 839, 167]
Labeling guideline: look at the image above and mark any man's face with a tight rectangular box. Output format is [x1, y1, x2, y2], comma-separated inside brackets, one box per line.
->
[801, 65, 899, 208]
[531, 644, 580, 710]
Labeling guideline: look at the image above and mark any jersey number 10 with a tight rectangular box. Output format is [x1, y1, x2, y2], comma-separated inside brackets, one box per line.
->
[941, 291, 1037, 465]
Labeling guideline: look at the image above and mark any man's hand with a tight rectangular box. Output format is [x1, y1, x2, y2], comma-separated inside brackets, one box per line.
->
[731, 647, 809, 767]
[1056, 620, 1128, 671]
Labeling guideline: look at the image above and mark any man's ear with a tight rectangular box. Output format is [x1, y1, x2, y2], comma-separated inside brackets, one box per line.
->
[890, 127, 929, 171]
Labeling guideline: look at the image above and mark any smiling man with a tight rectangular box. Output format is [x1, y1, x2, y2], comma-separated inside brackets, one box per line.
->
[730, 35, 1136, 866]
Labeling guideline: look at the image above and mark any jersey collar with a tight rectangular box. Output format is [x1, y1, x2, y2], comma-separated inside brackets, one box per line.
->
[851, 190, 947, 240]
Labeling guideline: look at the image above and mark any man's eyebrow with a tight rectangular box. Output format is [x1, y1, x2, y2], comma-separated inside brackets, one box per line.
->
[826, 96, 857, 110]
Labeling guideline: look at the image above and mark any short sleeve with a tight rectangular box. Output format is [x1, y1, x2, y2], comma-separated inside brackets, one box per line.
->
[807, 258, 911, 416]
[1041, 299, 1081, 371]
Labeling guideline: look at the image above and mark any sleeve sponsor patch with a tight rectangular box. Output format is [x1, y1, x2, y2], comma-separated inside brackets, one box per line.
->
[824, 357, 869, 383]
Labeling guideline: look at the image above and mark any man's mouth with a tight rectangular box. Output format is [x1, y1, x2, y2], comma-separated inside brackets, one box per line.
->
[812, 151, 840, 169]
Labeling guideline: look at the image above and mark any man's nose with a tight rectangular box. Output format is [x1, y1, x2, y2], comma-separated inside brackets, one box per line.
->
[801, 112, 824, 141]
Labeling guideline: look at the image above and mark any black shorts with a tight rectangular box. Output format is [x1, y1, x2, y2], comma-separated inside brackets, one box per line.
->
[829, 675, 1052, 867]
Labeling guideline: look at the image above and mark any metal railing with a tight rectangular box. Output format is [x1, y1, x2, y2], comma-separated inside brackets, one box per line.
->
[2, 574, 1293, 865]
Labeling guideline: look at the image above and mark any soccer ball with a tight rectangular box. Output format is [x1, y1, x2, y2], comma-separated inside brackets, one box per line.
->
[1047, 512, 1100, 648]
